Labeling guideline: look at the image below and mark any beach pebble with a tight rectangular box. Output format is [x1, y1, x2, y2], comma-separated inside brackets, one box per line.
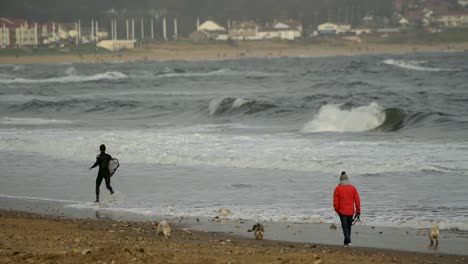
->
[313, 259, 322, 264]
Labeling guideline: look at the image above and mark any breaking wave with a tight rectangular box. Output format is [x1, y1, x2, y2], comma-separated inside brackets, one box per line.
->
[302, 102, 455, 133]
[209, 97, 276, 115]
[383, 59, 455, 72]
[0, 71, 127, 84]
[302, 102, 386, 132]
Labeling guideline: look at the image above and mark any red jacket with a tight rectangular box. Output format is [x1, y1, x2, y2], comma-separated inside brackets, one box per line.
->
[333, 184, 361, 216]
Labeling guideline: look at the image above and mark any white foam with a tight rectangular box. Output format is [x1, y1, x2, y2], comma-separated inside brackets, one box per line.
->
[302, 102, 386, 133]
[0, 117, 73, 125]
[0, 71, 127, 84]
[383, 59, 455, 72]
[1, 127, 466, 175]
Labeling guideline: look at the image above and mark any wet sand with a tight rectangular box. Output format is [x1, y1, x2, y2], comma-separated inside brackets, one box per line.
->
[0, 196, 467, 263]
[1, 41, 468, 64]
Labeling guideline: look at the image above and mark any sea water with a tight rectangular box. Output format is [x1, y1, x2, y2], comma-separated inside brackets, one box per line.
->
[0, 53, 467, 231]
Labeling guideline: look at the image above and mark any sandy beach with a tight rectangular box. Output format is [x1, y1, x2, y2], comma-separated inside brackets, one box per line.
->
[1, 209, 466, 264]
[1, 41, 468, 64]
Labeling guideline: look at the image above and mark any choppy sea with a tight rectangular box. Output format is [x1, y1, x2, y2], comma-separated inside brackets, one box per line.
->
[1, 52, 467, 231]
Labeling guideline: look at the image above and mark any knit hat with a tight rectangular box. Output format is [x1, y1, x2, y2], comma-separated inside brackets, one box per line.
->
[340, 172, 349, 186]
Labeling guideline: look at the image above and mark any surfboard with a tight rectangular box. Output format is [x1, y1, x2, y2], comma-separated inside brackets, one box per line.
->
[108, 158, 119, 177]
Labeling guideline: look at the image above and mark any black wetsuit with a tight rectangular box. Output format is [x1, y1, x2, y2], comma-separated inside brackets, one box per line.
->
[90, 152, 114, 201]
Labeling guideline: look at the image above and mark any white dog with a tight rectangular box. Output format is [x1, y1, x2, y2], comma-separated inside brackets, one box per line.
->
[429, 223, 439, 246]
[157, 220, 171, 238]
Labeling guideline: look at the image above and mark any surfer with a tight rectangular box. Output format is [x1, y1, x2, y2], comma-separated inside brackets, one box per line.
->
[89, 144, 114, 203]
[333, 171, 361, 247]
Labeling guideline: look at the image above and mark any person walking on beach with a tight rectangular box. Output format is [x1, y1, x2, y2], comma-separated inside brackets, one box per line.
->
[89, 144, 114, 203]
[333, 171, 361, 247]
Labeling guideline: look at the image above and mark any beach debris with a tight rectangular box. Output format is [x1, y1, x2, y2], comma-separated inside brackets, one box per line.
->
[379, 231, 383, 234]
[156, 220, 171, 238]
[329, 224, 337, 229]
[81, 249, 92, 255]
[217, 208, 231, 217]
[212, 216, 221, 222]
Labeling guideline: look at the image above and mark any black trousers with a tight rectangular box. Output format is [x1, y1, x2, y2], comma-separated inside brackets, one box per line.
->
[96, 169, 113, 199]
[339, 214, 354, 245]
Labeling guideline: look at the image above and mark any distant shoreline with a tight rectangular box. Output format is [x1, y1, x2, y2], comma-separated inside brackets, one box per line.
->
[1, 41, 468, 64]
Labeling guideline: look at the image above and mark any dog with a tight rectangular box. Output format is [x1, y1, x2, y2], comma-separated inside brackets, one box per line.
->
[217, 208, 231, 217]
[429, 223, 439, 246]
[247, 223, 264, 240]
[157, 220, 171, 238]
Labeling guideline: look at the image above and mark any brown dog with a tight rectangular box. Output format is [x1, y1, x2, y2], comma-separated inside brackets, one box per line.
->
[247, 223, 264, 240]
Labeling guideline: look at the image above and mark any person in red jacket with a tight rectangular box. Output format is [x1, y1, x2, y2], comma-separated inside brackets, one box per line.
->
[333, 171, 361, 247]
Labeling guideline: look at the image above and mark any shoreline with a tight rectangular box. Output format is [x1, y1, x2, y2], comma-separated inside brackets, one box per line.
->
[1, 210, 466, 264]
[1, 195, 467, 258]
[1, 41, 468, 64]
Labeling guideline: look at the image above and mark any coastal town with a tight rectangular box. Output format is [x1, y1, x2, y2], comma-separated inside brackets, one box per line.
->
[1, 0, 468, 51]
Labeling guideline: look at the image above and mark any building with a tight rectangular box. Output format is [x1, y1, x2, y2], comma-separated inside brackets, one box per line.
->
[433, 12, 468, 27]
[229, 21, 259, 40]
[15, 23, 38, 46]
[318, 23, 351, 35]
[318, 23, 338, 35]
[271, 20, 302, 40]
[97, 40, 136, 51]
[190, 20, 228, 40]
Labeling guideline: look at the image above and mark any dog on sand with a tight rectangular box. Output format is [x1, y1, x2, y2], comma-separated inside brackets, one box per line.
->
[247, 223, 264, 240]
[429, 223, 439, 246]
[157, 220, 171, 238]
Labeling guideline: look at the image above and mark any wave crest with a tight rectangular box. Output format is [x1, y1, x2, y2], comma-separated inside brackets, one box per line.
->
[302, 102, 386, 133]
[0, 71, 127, 84]
[209, 97, 276, 116]
[383, 59, 455, 72]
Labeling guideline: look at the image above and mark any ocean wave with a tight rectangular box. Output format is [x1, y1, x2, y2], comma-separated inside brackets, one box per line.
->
[302, 102, 386, 132]
[157, 68, 282, 78]
[209, 97, 276, 116]
[383, 59, 456, 72]
[302, 103, 454, 133]
[12, 98, 141, 112]
[0, 71, 127, 84]
[0, 117, 74, 125]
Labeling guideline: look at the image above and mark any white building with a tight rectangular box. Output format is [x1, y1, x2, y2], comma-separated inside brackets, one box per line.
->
[229, 21, 259, 40]
[434, 12, 468, 27]
[318, 23, 351, 35]
[0, 27, 9, 47]
[270, 20, 302, 40]
[15, 24, 37, 46]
